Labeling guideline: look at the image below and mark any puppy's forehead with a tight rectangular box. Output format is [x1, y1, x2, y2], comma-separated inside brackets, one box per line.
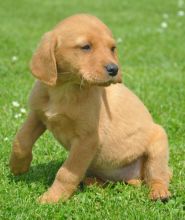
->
[75, 35, 116, 47]
[55, 14, 113, 38]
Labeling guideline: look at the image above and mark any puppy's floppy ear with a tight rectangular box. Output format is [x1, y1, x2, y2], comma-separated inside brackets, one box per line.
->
[30, 31, 57, 86]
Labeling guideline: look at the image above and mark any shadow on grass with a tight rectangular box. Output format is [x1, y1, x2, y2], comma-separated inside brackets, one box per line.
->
[8, 160, 63, 187]
[8, 160, 121, 191]
[8, 161, 149, 197]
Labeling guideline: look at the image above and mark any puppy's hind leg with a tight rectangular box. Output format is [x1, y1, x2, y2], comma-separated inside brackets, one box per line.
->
[126, 179, 142, 187]
[9, 111, 46, 175]
[144, 124, 171, 201]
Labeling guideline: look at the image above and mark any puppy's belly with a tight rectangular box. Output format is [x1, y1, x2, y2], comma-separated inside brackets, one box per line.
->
[89, 158, 142, 181]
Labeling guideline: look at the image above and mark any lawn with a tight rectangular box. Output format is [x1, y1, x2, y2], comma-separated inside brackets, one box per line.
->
[0, 0, 185, 219]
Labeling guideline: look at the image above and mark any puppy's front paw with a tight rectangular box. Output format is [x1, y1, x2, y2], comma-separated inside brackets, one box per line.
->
[38, 182, 72, 204]
[38, 190, 62, 204]
[149, 186, 171, 202]
[9, 153, 32, 175]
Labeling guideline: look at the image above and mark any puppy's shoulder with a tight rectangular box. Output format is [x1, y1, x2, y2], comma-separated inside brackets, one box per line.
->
[28, 80, 49, 111]
[105, 83, 134, 99]
[105, 83, 152, 120]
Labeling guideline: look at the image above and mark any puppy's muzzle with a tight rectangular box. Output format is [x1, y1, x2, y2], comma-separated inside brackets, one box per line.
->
[105, 63, 119, 77]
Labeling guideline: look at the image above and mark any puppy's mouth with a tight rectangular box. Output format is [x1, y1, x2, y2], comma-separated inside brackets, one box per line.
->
[81, 77, 115, 87]
[78, 71, 121, 87]
[85, 77, 122, 87]
[90, 79, 114, 87]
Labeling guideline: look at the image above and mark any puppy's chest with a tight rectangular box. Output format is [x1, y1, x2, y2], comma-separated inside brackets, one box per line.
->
[44, 102, 78, 133]
[39, 89, 100, 148]
[42, 99, 96, 149]
[42, 101, 79, 148]
[45, 111, 75, 131]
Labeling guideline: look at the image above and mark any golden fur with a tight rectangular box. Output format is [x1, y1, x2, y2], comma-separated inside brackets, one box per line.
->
[9, 14, 171, 203]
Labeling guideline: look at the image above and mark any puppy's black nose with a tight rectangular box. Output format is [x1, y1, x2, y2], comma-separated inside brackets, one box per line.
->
[105, 63, 119, 76]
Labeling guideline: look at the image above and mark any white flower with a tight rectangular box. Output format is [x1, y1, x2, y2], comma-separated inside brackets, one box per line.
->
[20, 108, 26, 113]
[12, 101, 20, 107]
[4, 137, 8, 141]
[177, 10, 185, 16]
[14, 113, 22, 118]
[117, 37, 123, 43]
[161, 22, 168, 29]
[163, 13, 169, 19]
[12, 56, 18, 62]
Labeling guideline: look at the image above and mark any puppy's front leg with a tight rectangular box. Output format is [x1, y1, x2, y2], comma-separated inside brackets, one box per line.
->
[39, 135, 98, 204]
[10, 111, 46, 175]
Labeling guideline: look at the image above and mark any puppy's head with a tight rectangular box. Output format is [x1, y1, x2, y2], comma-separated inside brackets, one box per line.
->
[31, 14, 122, 86]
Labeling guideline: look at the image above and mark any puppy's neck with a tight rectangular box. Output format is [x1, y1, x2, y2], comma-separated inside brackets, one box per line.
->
[48, 82, 103, 105]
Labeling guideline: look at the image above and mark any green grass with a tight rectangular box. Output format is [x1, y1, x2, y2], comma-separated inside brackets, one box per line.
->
[0, 0, 185, 219]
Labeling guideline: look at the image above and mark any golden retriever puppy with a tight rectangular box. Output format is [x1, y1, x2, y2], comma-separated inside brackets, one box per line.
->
[9, 14, 171, 203]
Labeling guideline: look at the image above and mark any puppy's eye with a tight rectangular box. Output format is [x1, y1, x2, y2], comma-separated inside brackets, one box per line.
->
[81, 44, 91, 51]
[111, 46, 116, 52]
